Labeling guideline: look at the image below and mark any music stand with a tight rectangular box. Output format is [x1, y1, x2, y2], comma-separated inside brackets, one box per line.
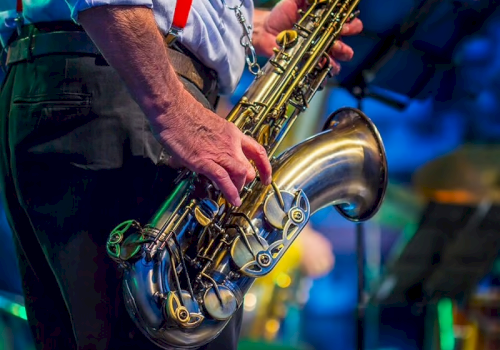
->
[371, 200, 500, 307]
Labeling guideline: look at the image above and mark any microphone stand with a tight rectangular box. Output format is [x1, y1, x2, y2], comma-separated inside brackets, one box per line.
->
[353, 84, 367, 350]
[356, 222, 366, 350]
[344, 75, 408, 350]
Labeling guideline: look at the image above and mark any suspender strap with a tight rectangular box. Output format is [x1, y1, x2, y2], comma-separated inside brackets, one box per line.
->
[172, 0, 193, 30]
[166, 0, 194, 45]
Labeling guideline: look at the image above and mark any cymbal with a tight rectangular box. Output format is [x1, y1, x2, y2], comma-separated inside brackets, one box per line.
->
[413, 146, 500, 204]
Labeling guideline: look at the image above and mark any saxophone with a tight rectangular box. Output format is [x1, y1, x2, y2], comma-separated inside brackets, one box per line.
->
[106, 0, 387, 348]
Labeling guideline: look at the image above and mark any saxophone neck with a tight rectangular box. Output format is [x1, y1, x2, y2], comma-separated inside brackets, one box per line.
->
[271, 107, 387, 220]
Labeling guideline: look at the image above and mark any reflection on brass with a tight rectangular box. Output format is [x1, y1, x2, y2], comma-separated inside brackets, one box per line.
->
[194, 199, 219, 227]
[256, 124, 271, 147]
[264, 190, 297, 229]
[194, 207, 212, 227]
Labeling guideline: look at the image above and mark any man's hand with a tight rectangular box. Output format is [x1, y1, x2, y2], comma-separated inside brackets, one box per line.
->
[252, 0, 363, 74]
[79, 6, 272, 206]
[152, 91, 272, 207]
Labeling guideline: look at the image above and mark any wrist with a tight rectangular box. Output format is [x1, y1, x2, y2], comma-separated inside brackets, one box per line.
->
[147, 84, 209, 135]
[137, 69, 185, 122]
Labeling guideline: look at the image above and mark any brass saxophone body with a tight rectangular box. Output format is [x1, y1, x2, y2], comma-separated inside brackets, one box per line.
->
[106, 0, 388, 348]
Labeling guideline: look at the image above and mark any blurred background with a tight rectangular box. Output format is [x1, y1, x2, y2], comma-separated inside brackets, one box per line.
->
[3, 0, 500, 349]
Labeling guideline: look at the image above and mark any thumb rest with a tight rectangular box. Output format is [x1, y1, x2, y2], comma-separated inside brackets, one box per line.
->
[106, 0, 388, 349]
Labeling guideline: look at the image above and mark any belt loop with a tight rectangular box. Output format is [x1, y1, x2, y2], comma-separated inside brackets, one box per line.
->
[25, 26, 34, 62]
[208, 71, 219, 103]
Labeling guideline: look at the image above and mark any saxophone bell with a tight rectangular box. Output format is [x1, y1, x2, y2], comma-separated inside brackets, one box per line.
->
[321, 107, 387, 221]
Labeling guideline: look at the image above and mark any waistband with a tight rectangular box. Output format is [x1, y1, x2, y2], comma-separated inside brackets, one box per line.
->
[5, 22, 219, 106]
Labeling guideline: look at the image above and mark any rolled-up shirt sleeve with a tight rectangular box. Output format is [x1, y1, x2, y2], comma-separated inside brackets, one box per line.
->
[64, 0, 154, 22]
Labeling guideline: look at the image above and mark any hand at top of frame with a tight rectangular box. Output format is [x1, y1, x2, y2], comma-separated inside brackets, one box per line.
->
[253, 0, 363, 74]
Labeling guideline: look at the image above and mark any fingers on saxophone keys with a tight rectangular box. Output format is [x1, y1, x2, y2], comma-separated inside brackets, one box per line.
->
[203, 162, 242, 207]
[206, 157, 256, 207]
[241, 135, 273, 185]
[330, 40, 354, 62]
[341, 18, 363, 36]
[245, 163, 257, 185]
[329, 58, 341, 75]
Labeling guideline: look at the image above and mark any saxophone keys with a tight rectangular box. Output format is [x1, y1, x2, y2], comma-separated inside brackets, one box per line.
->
[217, 196, 226, 212]
[203, 284, 238, 321]
[349, 10, 361, 21]
[263, 190, 296, 229]
[194, 199, 219, 227]
[256, 124, 271, 147]
[276, 30, 299, 48]
[106, 220, 143, 263]
[230, 234, 272, 277]
[164, 291, 205, 329]
[256, 251, 273, 267]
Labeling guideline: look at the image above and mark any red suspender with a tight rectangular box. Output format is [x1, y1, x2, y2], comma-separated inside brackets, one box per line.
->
[166, 0, 194, 45]
[172, 0, 193, 30]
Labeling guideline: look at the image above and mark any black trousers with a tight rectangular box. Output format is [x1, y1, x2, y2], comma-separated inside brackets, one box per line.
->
[0, 49, 242, 349]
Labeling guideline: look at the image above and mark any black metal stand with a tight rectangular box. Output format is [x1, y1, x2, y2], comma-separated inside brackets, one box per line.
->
[356, 222, 366, 350]
[348, 78, 406, 350]
[354, 88, 366, 350]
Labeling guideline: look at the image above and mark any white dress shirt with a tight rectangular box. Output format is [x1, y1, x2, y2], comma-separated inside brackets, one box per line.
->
[0, 0, 254, 94]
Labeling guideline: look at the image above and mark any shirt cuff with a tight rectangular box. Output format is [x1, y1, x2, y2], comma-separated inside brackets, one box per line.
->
[66, 0, 154, 23]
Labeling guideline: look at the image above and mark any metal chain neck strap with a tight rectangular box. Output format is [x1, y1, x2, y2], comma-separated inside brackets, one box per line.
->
[221, 0, 262, 76]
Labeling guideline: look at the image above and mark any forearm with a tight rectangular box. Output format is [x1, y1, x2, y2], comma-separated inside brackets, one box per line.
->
[78, 5, 185, 126]
[76, 5, 272, 207]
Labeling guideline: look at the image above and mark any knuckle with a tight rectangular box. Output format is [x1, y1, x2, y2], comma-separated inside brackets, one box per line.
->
[213, 167, 228, 182]
[246, 171, 256, 182]
[247, 166, 256, 176]
[257, 144, 267, 157]
[233, 165, 248, 178]
[192, 158, 210, 173]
